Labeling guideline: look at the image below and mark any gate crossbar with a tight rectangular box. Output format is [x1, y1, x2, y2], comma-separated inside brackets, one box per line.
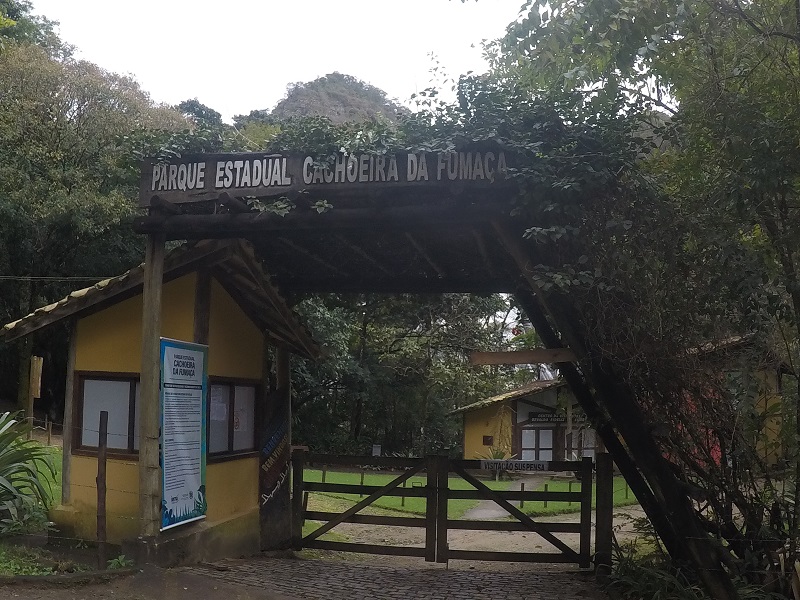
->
[302, 463, 424, 543]
[451, 464, 579, 558]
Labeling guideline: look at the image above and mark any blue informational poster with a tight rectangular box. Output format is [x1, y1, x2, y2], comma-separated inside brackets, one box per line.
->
[159, 338, 208, 531]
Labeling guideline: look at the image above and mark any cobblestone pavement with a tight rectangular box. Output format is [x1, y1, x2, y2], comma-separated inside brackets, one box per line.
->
[187, 555, 608, 600]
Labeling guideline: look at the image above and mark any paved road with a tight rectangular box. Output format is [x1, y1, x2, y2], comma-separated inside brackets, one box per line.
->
[187, 555, 608, 600]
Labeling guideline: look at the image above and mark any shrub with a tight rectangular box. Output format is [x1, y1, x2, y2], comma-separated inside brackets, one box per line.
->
[0, 412, 54, 534]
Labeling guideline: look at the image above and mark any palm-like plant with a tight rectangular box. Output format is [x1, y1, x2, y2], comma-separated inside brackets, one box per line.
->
[0, 412, 54, 521]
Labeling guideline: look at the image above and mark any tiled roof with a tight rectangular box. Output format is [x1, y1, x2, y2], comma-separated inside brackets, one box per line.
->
[0, 239, 319, 360]
[449, 379, 566, 415]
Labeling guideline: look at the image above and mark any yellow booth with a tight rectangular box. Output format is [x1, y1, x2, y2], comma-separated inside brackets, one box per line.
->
[0, 239, 318, 563]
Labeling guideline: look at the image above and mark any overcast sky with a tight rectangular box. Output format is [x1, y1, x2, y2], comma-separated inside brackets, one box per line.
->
[30, 0, 524, 122]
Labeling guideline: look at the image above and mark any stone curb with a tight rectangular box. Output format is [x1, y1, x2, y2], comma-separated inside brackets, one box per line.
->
[0, 567, 138, 585]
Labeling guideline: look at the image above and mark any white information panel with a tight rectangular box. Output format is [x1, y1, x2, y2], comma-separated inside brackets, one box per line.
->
[160, 338, 208, 531]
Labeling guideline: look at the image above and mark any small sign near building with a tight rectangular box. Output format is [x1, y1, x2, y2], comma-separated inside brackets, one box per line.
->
[481, 459, 551, 473]
[160, 338, 208, 531]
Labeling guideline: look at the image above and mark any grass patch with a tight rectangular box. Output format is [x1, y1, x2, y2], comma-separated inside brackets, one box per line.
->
[0, 542, 67, 575]
[304, 468, 511, 519]
[40, 446, 62, 508]
[521, 475, 639, 517]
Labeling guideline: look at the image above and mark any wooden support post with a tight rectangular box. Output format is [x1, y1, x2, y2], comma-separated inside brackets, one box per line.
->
[260, 347, 293, 550]
[401, 478, 406, 507]
[291, 448, 306, 550]
[46, 420, 52, 446]
[97, 411, 108, 570]
[61, 320, 77, 505]
[579, 457, 593, 568]
[139, 232, 165, 542]
[544, 483, 549, 508]
[520, 482, 525, 509]
[436, 455, 449, 564]
[360, 470, 365, 497]
[322, 465, 327, 484]
[424, 455, 437, 563]
[595, 453, 614, 579]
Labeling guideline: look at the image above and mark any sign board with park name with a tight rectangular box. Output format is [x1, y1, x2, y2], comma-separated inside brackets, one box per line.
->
[139, 149, 511, 206]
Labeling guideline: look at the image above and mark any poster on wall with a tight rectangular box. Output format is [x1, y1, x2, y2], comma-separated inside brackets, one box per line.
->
[160, 338, 208, 531]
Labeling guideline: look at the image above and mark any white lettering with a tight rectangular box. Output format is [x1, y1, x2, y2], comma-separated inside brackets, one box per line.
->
[302, 156, 314, 185]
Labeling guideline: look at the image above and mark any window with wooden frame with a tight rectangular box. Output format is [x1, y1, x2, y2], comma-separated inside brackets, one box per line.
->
[207, 380, 258, 459]
[75, 373, 140, 455]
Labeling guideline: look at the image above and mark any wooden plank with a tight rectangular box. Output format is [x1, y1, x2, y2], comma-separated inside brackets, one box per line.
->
[447, 489, 580, 502]
[406, 233, 446, 278]
[304, 482, 428, 497]
[424, 455, 437, 563]
[451, 464, 578, 557]
[303, 465, 423, 543]
[307, 454, 423, 469]
[446, 550, 580, 564]
[436, 455, 449, 563]
[579, 457, 593, 568]
[447, 520, 581, 533]
[278, 238, 349, 277]
[305, 540, 427, 557]
[595, 453, 614, 577]
[469, 349, 575, 366]
[291, 449, 306, 550]
[139, 232, 165, 539]
[336, 235, 393, 276]
[304, 511, 426, 528]
[61, 319, 77, 505]
[96, 411, 108, 569]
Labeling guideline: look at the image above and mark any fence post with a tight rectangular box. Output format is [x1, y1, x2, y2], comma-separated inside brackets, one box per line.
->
[595, 453, 614, 580]
[424, 455, 438, 562]
[578, 456, 593, 568]
[436, 454, 449, 564]
[291, 448, 306, 550]
[520, 482, 525, 509]
[96, 411, 108, 570]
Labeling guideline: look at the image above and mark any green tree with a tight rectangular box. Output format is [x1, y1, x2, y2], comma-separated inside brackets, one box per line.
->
[486, 0, 800, 596]
[0, 43, 186, 407]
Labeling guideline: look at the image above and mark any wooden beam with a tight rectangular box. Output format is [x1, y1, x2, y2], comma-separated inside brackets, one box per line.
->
[218, 192, 250, 214]
[469, 349, 575, 366]
[278, 237, 349, 277]
[472, 230, 494, 275]
[139, 233, 165, 539]
[133, 204, 509, 240]
[336, 235, 393, 276]
[269, 276, 515, 295]
[405, 233, 445, 278]
[150, 195, 182, 215]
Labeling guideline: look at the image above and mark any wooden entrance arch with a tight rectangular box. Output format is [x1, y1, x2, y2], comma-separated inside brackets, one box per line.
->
[131, 147, 723, 585]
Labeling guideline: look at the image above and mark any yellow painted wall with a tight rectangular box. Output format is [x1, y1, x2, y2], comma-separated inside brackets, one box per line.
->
[67, 455, 140, 542]
[75, 273, 197, 372]
[206, 457, 259, 520]
[62, 272, 264, 544]
[462, 403, 513, 459]
[208, 279, 263, 379]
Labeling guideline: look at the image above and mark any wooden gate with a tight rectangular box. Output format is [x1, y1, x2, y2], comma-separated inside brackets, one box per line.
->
[291, 450, 613, 569]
